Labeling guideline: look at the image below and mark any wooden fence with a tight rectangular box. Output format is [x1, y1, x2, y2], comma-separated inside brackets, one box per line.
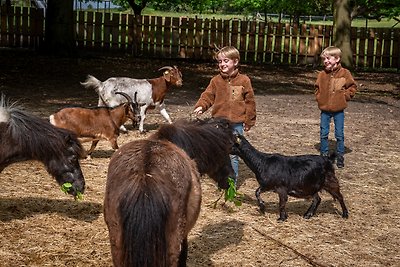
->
[0, 6, 44, 49]
[1, 6, 399, 69]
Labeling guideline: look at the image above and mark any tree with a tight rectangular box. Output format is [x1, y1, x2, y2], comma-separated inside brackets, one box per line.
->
[333, 0, 400, 68]
[44, 0, 76, 56]
[112, 0, 148, 15]
[333, 0, 353, 67]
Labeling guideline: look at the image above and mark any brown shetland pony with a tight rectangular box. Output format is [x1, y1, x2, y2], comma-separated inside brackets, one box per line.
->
[104, 118, 235, 267]
[0, 95, 85, 198]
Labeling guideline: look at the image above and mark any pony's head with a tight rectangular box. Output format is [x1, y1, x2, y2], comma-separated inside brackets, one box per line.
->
[0, 95, 86, 198]
[48, 130, 86, 198]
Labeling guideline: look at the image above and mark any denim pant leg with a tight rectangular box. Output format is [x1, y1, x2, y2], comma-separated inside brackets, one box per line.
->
[320, 111, 331, 155]
[230, 123, 244, 181]
[333, 111, 345, 155]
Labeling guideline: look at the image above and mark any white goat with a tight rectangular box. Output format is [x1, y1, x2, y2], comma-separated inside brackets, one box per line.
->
[81, 66, 183, 133]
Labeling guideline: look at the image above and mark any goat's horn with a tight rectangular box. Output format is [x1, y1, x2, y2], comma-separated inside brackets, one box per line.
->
[158, 66, 174, 72]
[115, 92, 132, 103]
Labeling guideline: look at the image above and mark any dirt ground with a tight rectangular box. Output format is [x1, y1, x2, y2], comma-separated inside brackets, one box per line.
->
[0, 49, 399, 267]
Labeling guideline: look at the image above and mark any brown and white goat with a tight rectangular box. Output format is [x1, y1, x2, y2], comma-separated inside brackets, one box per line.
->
[49, 92, 139, 158]
[81, 66, 183, 133]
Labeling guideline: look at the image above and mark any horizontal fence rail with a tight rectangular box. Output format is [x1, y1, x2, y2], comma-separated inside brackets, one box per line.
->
[1, 6, 399, 69]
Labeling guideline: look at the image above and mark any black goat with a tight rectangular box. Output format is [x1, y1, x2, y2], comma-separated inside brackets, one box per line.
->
[231, 134, 349, 221]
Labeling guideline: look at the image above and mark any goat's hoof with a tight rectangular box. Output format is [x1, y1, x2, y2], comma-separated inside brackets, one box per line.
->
[342, 211, 349, 219]
[303, 213, 313, 219]
[277, 217, 287, 222]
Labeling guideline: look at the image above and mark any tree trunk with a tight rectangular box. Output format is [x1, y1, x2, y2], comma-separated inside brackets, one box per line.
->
[333, 0, 353, 68]
[127, 0, 148, 16]
[44, 0, 76, 56]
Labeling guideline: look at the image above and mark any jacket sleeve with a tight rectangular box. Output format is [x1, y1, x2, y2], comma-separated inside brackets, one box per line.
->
[343, 70, 357, 101]
[314, 72, 321, 100]
[194, 78, 216, 112]
[243, 76, 256, 128]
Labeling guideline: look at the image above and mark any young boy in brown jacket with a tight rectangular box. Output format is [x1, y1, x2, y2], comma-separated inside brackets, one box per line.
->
[315, 46, 357, 168]
[193, 46, 256, 183]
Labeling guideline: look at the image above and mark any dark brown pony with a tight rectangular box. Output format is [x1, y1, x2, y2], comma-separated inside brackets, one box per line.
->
[0, 95, 85, 197]
[104, 118, 235, 266]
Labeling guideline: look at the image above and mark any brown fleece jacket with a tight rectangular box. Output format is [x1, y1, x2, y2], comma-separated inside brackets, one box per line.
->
[315, 64, 357, 112]
[194, 70, 256, 129]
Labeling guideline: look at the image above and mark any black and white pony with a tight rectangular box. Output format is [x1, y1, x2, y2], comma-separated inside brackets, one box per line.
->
[0, 95, 85, 198]
[104, 118, 235, 267]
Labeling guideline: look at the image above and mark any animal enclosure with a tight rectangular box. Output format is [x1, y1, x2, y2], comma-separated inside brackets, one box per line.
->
[0, 51, 399, 266]
[0, 6, 399, 68]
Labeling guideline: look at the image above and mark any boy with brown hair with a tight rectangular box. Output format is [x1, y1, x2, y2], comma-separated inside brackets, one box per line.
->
[315, 46, 357, 168]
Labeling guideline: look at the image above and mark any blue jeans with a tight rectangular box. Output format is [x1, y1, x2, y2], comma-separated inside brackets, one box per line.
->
[230, 123, 244, 181]
[320, 111, 345, 155]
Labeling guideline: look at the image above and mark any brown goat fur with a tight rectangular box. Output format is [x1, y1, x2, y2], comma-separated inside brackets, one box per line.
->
[50, 103, 138, 157]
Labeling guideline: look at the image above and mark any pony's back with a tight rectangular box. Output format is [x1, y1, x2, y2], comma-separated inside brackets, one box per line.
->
[104, 139, 201, 267]
[150, 118, 235, 189]
[0, 95, 83, 163]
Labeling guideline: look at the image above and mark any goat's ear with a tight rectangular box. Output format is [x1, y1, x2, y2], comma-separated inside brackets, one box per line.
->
[163, 70, 172, 82]
[233, 133, 241, 144]
[235, 136, 241, 144]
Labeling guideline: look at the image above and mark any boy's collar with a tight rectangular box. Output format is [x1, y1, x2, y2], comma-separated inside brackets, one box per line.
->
[325, 63, 341, 73]
[220, 69, 239, 79]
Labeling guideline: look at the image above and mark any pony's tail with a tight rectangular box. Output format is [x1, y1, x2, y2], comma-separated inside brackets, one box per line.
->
[119, 178, 170, 267]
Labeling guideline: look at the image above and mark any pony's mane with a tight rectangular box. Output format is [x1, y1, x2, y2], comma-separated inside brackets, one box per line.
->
[0, 94, 15, 123]
[1, 96, 83, 160]
[151, 118, 234, 174]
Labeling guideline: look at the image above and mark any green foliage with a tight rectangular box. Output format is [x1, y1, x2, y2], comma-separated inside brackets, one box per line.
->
[112, 0, 132, 9]
[351, 0, 400, 20]
[61, 182, 84, 201]
[210, 177, 243, 209]
[110, 0, 400, 22]
[224, 177, 242, 207]
[61, 182, 73, 194]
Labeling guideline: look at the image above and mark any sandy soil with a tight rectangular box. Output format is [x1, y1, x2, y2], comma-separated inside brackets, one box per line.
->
[0, 49, 399, 267]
